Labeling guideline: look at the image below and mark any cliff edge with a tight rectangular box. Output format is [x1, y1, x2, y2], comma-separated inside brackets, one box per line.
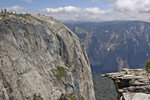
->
[102, 68, 150, 100]
[0, 13, 95, 100]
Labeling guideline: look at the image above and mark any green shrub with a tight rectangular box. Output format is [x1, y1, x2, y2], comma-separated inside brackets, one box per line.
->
[56, 66, 67, 80]
[64, 94, 85, 100]
[146, 59, 150, 73]
[65, 94, 76, 100]
[59, 93, 85, 100]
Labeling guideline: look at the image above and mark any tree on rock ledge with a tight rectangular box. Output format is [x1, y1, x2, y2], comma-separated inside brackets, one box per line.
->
[146, 59, 150, 73]
[146, 59, 150, 84]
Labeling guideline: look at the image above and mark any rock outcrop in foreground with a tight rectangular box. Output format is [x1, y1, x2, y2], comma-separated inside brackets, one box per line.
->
[0, 13, 95, 100]
[102, 68, 150, 100]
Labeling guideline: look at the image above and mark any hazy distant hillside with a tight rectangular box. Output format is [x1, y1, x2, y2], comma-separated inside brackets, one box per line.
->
[65, 21, 150, 73]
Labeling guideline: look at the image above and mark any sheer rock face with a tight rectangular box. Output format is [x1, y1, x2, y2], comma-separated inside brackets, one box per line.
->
[0, 14, 95, 100]
[102, 68, 150, 100]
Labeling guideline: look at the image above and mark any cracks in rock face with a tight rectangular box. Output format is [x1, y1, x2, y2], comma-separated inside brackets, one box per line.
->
[0, 61, 14, 100]
[56, 35, 69, 64]
[0, 14, 95, 100]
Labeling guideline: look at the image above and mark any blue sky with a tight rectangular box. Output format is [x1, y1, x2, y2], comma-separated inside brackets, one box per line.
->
[1, 0, 150, 22]
[0, 0, 111, 11]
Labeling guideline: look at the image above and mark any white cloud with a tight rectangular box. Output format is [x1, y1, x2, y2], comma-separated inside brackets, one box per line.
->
[85, 7, 105, 14]
[41, 6, 108, 21]
[5, 6, 29, 13]
[40, 0, 150, 22]
[22, 0, 32, 3]
[43, 6, 80, 13]
[115, 0, 150, 12]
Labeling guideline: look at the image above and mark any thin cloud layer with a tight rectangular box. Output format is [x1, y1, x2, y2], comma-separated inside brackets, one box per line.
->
[41, 6, 108, 21]
[3, 0, 150, 22]
[43, 6, 81, 13]
[5, 6, 29, 13]
[115, 0, 150, 12]
[40, 3, 150, 22]
[22, 0, 32, 3]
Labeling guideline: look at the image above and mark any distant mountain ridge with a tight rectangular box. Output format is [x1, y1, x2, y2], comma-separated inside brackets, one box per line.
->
[64, 21, 150, 73]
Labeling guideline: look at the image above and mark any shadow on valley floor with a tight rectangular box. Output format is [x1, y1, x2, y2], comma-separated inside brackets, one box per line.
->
[92, 73, 117, 100]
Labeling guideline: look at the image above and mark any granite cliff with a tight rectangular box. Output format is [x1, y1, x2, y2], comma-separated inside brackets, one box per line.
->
[102, 68, 150, 100]
[0, 13, 95, 100]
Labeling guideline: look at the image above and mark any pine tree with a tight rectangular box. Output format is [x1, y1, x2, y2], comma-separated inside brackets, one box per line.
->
[146, 59, 150, 84]
[146, 59, 150, 73]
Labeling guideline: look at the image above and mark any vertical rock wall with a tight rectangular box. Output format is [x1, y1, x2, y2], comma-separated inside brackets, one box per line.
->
[0, 14, 95, 100]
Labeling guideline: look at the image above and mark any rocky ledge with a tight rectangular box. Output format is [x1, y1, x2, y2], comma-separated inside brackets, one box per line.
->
[102, 68, 150, 100]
